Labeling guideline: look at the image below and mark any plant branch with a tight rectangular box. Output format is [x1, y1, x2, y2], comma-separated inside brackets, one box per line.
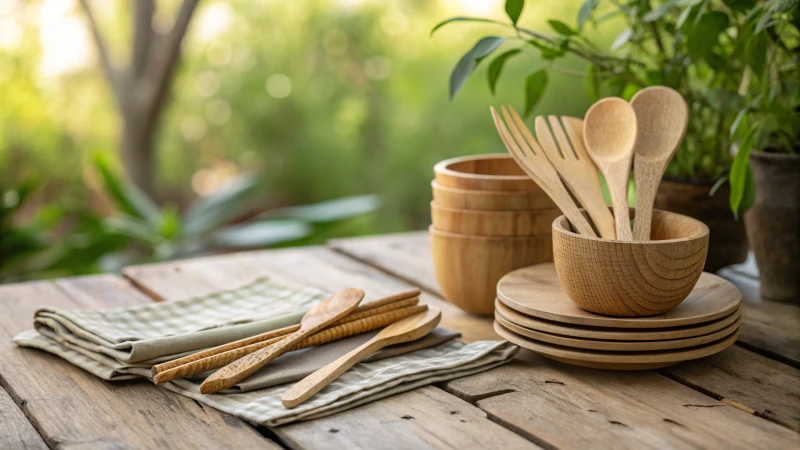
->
[78, 0, 121, 99]
[132, 0, 156, 79]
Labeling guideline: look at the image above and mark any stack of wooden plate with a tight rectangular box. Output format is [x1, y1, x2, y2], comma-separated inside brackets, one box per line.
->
[494, 263, 743, 370]
[430, 154, 558, 315]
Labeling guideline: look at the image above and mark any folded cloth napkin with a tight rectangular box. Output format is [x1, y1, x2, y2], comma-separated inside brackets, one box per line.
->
[13, 276, 518, 426]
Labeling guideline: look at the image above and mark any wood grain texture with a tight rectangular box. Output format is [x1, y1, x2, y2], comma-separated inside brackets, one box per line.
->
[495, 312, 740, 352]
[433, 153, 541, 192]
[430, 225, 552, 316]
[552, 211, 710, 316]
[498, 263, 741, 328]
[430, 202, 560, 236]
[494, 320, 738, 370]
[431, 180, 555, 211]
[0, 386, 47, 449]
[583, 97, 637, 241]
[155, 304, 428, 384]
[536, 115, 617, 239]
[493, 105, 598, 237]
[277, 386, 540, 450]
[495, 300, 743, 341]
[661, 345, 800, 432]
[281, 307, 440, 408]
[443, 355, 800, 449]
[630, 86, 689, 241]
[0, 277, 275, 449]
[201, 288, 364, 393]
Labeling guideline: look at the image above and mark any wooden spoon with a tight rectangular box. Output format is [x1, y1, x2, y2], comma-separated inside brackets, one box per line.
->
[630, 86, 688, 241]
[281, 306, 441, 408]
[583, 97, 638, 241]
[200, 288, 365, 394]
[535, 116, 617, 239]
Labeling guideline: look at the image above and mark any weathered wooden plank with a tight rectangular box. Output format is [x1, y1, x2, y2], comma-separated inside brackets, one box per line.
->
[444, 351, 800, 449]
[329, 232, 800, 435]
[661, 345, 800, 432]
[122, 247, 536, 449]
[0, 385, 47, 449]
[0, 277, 277, 449]
[717, 267, 800, 367]
[278, 386, 539, 450]
[123, 247, 497, 343]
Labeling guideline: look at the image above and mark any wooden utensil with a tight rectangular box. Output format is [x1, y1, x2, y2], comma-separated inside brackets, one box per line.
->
[583, 97, 638, 241]
[430, 225, 552, 316]
[153, 298, 423, 384]
[491, 106, 597, 237]
[431, 180, 555, 211]
[200, 288, 365, 394]
[534, 115, 616, 239]
[630, 86, 689, 241]
[496, 263, 742, 328]
[433, 154, 539, 192]
[430, 201, 561, 236]
[281, 306, 441, 408]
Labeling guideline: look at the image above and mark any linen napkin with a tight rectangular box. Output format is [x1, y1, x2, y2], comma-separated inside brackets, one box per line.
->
[13, 276, 518, 426]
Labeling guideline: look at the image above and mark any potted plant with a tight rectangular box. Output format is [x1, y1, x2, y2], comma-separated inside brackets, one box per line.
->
[434, 0, 797, 272]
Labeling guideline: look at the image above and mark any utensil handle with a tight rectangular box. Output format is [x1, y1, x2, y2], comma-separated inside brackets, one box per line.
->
[281, 339, 385, 408]
[633, 159, 659, 241]
[607, 170, 633, 241]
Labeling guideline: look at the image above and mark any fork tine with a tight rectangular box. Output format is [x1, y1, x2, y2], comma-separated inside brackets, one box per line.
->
[561, 116, 591, 161]
[490, 107, 528, 164]
[501, 106, 536, 160]
[535, 116, 564, 161]
[505, 106, 545, 158]
[548, 116, 577, 161]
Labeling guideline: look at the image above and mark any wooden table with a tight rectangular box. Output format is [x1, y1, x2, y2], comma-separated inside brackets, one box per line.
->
[1, 232, 798, 449]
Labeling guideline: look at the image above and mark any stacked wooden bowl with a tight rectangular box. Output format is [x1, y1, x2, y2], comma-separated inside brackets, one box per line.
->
[430, 154, 559, 315]
[494, 263, 743, 370]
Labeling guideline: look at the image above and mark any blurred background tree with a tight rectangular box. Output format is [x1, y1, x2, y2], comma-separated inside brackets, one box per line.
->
[0, 0, 608, 280]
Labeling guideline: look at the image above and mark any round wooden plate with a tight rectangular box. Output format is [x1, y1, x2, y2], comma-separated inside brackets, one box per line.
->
[494, 300, 742, 341]
[496, 263, 742, 328]
[494, 320, 739, 370]
[495, 312, 740, 351]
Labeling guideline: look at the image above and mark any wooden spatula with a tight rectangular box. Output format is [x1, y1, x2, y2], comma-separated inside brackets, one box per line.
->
[281, 306, 441, 408]
[534, 115, 617, 240]
[200, 288, 365, 394]
[491, 105, 597, 237]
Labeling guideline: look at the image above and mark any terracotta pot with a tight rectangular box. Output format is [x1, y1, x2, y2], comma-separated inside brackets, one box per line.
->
[744, 151, 800, 302]
[654, 177, 748, 272]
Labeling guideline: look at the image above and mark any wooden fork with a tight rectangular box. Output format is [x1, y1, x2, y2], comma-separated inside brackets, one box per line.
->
[491, 106, 597, 237]
[534, 115, 616, 239]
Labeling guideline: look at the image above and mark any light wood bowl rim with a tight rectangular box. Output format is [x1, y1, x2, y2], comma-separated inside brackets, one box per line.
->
[431, 180, 545, 198]
[553, 209, 709, 244]
[430, 201, 558, 218]
[429, 225, 551, 241]
[433, 154, 530, 182]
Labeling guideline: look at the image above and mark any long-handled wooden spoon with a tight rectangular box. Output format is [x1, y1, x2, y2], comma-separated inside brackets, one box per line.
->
[630, 86, 688, 241]
[200, 288, 365, 394]
[583, 98, 638, 241]
[535, 115, 617, 239]
[281, 306, 441, 408]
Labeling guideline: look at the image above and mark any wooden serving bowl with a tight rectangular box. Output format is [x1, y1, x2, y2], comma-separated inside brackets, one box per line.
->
[431, 202, 561, 236]
[430, 225, 553, 315]
[552, 210, 709, 317]
[434, 154, 539, 192]
[431, 181, 555, 211]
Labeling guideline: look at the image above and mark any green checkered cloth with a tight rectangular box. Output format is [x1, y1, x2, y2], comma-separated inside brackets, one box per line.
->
[13, 276, 517, 426]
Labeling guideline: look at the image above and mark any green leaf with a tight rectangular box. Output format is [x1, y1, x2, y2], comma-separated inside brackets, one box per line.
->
[93, 152, 161, 224]
[610, 28, 633, 51]
[730, 109, 748, 138]
[686, 11, 730, 58]
[505, 0, 524, 25]
[676, 4, 694, 28]
[487, 49, 520, 95]
[740, 165, 756, 215]
[723, 0, 757, 12]
[103, 215, 159, 244]
[577, 0, 598, 28]
[430, 17, 501, 36]
[449, 37, 504, 100]
[183, 172, 262, 237]
[584, 64, 601, 100]
[264, 194, 380, 223]
[729, 127, 757, 219]
[210, 220, 311, 248]
[524, 70, 548, 117]
[746, 33, 767, 77]
[548, 19, 576, 36]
